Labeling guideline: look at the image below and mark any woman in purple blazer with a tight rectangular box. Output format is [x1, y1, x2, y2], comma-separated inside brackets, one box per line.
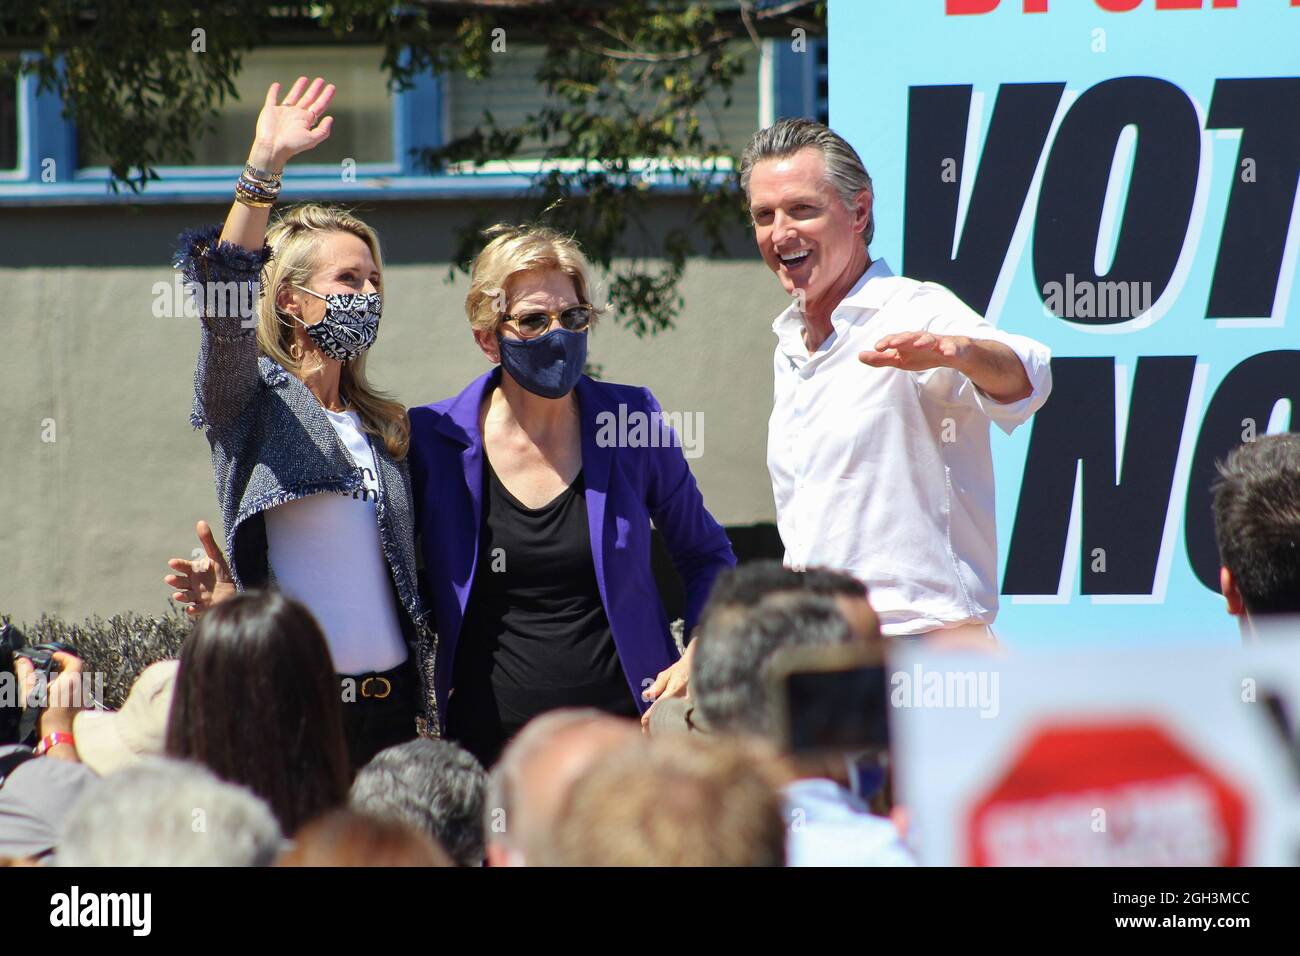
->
[408, 225, 735, 766]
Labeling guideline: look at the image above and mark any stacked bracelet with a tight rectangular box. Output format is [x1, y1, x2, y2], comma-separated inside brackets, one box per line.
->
[235, 163, 283, 208]
[235, 178, 278, 207]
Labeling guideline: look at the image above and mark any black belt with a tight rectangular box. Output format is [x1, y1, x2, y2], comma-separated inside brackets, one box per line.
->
[340, 662, 412, 703]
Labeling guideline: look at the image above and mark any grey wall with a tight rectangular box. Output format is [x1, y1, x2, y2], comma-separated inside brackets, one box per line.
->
[0, 199, 790, 621]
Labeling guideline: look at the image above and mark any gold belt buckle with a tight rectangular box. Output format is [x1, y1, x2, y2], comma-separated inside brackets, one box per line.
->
[360, 676, 392, 700]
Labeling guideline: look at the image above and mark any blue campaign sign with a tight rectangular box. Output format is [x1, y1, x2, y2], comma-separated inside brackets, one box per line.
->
[828, 0, 1299, 646]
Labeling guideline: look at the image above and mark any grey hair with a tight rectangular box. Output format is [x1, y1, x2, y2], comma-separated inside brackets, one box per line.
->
[349, 739, 487, 867]
[484, 707, 612, 854]
[691, 591, 857, 738]
[58, 758, 283, 866]
[739, 118, 875, 248]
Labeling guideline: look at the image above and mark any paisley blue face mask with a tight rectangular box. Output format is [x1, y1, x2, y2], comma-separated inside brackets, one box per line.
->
[291, 284, 382, 362]
[497, 326, 588, 399]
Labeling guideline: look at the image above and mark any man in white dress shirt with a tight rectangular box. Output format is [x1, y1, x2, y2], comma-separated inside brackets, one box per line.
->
[740, 119, 1053, 639]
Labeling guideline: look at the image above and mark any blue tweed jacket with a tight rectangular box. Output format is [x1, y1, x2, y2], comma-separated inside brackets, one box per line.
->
[174, 224, 438, 735]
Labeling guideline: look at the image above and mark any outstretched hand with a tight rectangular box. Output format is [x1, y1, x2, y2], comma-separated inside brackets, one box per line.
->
[859, 331, 971, 373]
[165, 520, 236, 617]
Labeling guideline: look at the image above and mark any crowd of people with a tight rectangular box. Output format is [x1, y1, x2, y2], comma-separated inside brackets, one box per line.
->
[3, 74, 1296, 867]
[1, 562, 892, 866]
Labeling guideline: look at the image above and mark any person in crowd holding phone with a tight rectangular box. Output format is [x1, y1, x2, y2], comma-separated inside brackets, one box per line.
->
[169, 76, 435, 768]
[690, 587, 915, 867]
[647, 560, 881, 738]
[741, 118, 1052, 641]
[406, 225, 736, 766]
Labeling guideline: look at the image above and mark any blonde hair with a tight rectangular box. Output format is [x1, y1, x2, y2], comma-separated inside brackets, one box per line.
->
[258, 203, 409, 460]
[551, 735, 787, 867]
[465, 224, 602, 333]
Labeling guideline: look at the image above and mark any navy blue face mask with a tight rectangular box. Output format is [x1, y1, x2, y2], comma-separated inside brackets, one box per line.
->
[497, 326, 588, 399]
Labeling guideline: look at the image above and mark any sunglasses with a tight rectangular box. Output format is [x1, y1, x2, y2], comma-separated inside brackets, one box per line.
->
[501, 304, 594, 339]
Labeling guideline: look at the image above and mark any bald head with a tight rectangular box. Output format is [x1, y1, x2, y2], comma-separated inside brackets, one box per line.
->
[484, 709, 640, 866]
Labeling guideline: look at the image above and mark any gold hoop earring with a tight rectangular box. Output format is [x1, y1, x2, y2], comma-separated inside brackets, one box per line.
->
[289, 342, 304, 361]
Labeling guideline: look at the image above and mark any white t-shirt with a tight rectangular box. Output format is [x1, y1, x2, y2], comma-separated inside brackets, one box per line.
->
[767, 259, 1052, 636]
[265, 408, 410, 674]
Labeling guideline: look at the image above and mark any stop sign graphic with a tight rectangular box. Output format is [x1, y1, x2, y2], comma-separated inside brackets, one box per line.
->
[967, 720, 1248, 866]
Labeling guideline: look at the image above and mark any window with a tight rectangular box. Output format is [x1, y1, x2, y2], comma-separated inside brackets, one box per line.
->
[445, 41, 763, 161]
[766, 37, 827, 127]
[77, 46, 396, 170]
[0, 37, 823, 203]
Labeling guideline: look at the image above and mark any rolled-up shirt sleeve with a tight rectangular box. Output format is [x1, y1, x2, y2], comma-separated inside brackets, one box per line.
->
[961, 327, 1052, 433]
[914, 285, 1052, 434]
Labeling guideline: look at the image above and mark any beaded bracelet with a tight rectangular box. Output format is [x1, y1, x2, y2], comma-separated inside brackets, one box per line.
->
[237, 175, 279, 198]
[235, 174, 280, 208]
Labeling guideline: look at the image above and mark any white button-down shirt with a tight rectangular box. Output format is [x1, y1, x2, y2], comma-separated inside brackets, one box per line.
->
[782, 778, 915, 867]
[767, 259, 1052, 636]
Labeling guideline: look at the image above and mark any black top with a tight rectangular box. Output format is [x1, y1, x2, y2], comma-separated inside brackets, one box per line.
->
[446, 459, 637, 767]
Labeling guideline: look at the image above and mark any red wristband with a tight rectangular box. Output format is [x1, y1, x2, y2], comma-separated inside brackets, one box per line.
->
[34, 732, 74, 756]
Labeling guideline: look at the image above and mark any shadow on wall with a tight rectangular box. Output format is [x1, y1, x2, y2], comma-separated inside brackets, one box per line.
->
[0, 196, 761, 268]
[651, 523, 784, 622]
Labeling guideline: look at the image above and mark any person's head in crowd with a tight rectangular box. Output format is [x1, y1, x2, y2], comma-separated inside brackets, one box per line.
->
[165, 590, 350, 835]
[277, 809, 453, 867]
[73, 659, 179, 775]
[552, 734, 786, 867]
[58, 758, 282, 866]
[691, 591, 860, 741]
[349, 739, 487, 867]
[1212, 433, 1300, 635]
[484, 708, 640, 867]
[705, 560, 880, 646]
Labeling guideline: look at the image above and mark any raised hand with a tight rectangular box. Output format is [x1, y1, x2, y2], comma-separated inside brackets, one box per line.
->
[250, 76, 336, 172]
[859, 331, 972, 373]
[164, 520, 236, 617]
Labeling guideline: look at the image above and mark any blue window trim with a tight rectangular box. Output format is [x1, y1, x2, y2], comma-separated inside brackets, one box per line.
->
[772, 38, 828, 124]
[0, 45, 818, 206]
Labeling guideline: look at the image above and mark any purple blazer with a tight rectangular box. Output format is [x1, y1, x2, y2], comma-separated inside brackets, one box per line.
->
[407, 368, 736, 732]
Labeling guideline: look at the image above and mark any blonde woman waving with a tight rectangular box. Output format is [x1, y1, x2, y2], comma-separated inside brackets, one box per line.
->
[170, 77, 435, 770]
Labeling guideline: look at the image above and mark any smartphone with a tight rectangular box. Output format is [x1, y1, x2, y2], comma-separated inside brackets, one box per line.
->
[767, 642, 890, 755]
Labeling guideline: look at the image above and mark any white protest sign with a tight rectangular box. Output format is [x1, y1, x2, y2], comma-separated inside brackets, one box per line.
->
[890, 641, 1300, 866]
